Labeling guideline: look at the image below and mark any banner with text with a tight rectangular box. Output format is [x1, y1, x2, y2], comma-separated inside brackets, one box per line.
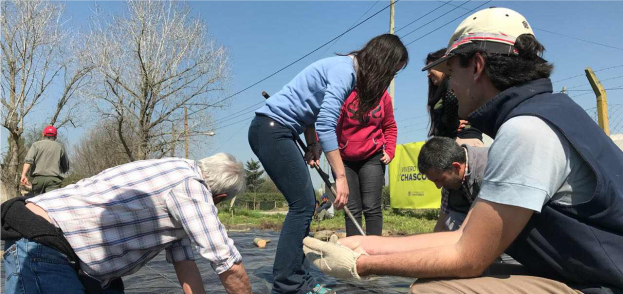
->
[389, 141, 441, 209]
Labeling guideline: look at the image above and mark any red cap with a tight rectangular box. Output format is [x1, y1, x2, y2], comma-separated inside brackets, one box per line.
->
[42, 125, 57, 137]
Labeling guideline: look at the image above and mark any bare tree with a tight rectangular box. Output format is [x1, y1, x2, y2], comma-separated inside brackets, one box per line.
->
[70, 120, 133, 181]
[85, 0, 229, 161]
[1, 0, 92, 198]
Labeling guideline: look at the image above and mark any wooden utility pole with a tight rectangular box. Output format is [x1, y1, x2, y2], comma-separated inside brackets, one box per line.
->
[585, 67, 610, 135]
[389, 0, 396, 107]
[184, 107, 189, 158]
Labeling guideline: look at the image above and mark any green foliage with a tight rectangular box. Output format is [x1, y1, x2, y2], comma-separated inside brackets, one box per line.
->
[256, 174, 280, 193]
[244, 158, 264, 193]
[217, 208, 436, 235]
[61, 173, 82, 187]
[391, 208, 440, 220]
[235, 192, 283, 202]
[381, 185, 390, 208]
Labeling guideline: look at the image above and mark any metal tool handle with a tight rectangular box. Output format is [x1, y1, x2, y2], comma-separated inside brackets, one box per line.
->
[262, 91, 366, 236]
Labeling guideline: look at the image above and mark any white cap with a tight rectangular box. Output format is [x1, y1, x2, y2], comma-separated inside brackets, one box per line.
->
[422, 7, 535, 72]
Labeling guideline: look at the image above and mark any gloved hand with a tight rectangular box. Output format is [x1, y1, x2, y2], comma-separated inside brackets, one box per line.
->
[303, 237, 363, 280]
[336, 236, 369, 255]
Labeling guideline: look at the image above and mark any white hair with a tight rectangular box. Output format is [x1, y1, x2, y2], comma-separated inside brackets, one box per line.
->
[197, 153, 246, 200]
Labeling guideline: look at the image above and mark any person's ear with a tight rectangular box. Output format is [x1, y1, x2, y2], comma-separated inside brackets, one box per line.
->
[451, 162, 462, 174]
[472, 52, 486, 81]
[213, 193, 228, 205]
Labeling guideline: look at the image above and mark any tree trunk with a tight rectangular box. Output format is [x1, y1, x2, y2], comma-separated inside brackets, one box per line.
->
[8, 131, 22, 198]
[138, 127, 150, 160]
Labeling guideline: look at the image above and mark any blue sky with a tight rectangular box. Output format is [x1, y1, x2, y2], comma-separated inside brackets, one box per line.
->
[3, 1, 623, 189]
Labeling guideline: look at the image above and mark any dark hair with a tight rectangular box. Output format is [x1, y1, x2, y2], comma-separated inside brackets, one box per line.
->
[455, 34, 554, 91]
[343, 34, 409, 119]
[417, 137, 466, 173]
[425, 48, 448, 136]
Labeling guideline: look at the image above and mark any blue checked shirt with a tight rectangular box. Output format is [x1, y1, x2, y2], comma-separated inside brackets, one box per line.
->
[28, 158, 242, 286]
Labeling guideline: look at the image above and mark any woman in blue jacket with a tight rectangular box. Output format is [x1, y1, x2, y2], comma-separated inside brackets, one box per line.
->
[248, 34, 408, 294]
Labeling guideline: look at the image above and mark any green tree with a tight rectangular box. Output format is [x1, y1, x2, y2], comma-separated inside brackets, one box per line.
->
[257, 174, 280, 193]
[245, 158, 264, 193]
[245, 158, 264, 210]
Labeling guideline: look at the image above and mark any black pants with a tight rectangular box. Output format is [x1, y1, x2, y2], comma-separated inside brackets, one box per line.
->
[343, 152, 385, 236]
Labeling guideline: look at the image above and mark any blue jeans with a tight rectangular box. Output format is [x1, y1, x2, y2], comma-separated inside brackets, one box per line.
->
[248, 115, 316, 294]
[3, 239, 123, 294]
[4, 238, 84, 294]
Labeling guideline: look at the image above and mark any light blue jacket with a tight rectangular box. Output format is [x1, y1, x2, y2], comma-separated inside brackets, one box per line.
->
[255, 56, 356, 152]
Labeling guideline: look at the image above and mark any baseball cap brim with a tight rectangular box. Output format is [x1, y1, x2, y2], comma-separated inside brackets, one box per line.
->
[421, 52, 453, 73]
[421, 40, 521, 74]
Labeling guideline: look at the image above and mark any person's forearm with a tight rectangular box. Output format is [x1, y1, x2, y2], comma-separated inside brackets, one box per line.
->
[361, 230, 460, 255]
[304, 126, 318, 145]
[173, 260, 207, 294]
[325, 150, 345, 178]
[219, 263, 252, 294]
[357, 244, 478, 279]
[21, 163, 31, 177]
[433, 211, 449, 232]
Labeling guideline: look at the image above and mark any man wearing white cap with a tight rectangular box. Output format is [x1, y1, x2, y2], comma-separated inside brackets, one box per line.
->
[301, 7, 623, 294]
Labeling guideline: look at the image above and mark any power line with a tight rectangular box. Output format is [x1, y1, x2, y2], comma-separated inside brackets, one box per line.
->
[438, 0, 623, 51]
[399, 121, 429, 129]
[566, 74, 623, 90]
[567, 88, 623, 92]
[208, 0, 488, 130]
[570, 85, 623, 98]
[405, 1, 492, 46]
[211, 101, 264, 126]
[396, 113, 429, 123]
[394, 0, 453, 34]
[553, 64, 623, 84]
[214, 115, 255, 131]
[206, 0, 399, 109]
[213, 0, 456, 130]
[434, 0, 471, 11]
[207, 1, 397, 128]
[535, 28, 623, 51]
[400, 0, 471, 39]
[401, 126, 429, 135]
[316, 0, 380, 60]
[212, 121, 252, 153]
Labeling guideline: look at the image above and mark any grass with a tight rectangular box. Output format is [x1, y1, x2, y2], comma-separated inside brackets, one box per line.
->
[218, 208, 438, 236]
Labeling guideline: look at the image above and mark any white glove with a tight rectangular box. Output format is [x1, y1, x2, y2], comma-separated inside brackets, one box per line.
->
[303, 237, 363, 280]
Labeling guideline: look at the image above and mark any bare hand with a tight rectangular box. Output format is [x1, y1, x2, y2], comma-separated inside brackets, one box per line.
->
[380, 150, 391, 165]
[457, 120, 468, 132]
[333, 177, 349, 210]
[304, 143, 322, 167]
[20, 175, 30, 187]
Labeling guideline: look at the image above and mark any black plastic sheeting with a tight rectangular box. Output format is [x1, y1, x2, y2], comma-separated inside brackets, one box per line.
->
[2, 229, 415, 293]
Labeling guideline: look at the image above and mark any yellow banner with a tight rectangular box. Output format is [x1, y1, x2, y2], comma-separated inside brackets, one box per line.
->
[389, 141, 441, 209]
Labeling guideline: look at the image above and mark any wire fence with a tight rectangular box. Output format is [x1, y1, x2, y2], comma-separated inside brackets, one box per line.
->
[585, 103, 623, 150]
[232, 200, 288, 211]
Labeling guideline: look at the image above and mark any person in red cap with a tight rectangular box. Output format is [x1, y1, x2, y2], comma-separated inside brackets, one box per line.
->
[20, 125, 70, 196]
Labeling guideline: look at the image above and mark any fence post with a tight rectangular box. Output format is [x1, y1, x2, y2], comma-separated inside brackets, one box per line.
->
[585, 67, 610, 135]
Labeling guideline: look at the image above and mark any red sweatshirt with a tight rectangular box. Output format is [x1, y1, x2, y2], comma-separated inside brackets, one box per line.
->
[336, 90, 397, 161]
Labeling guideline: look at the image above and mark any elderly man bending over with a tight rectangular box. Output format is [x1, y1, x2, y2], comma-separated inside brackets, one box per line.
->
[2, 153, 252, 294]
